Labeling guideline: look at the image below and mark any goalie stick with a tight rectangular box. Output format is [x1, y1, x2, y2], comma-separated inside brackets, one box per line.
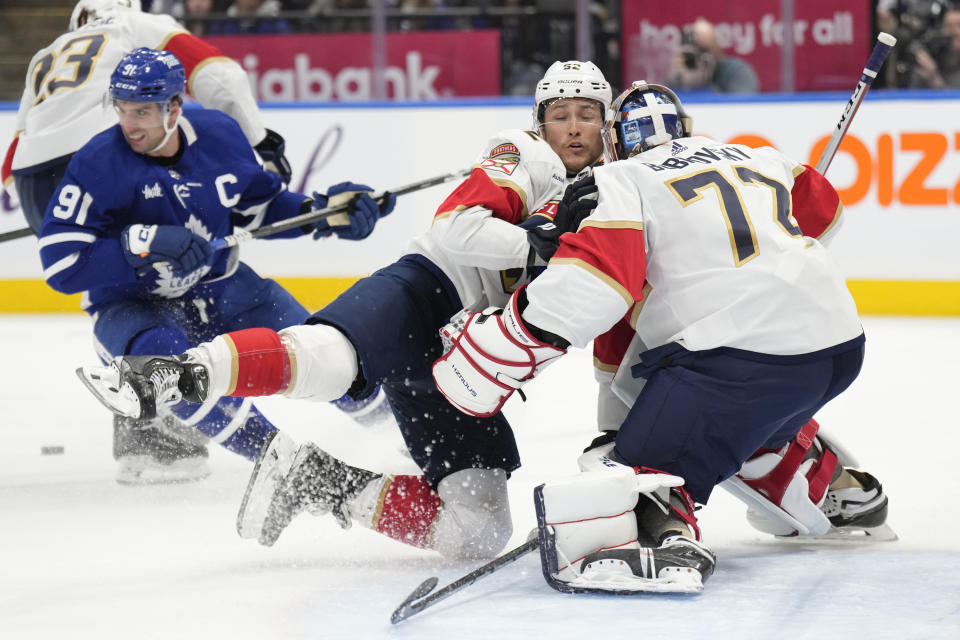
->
[390, 537, 540, 625]
[815, 32, 896, 175]
[0, 167, 471, 246]
[209, 167, 471, 252]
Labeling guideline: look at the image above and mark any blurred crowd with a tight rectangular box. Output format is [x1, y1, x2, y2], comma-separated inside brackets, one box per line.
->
[876, 0, 960, 88]
[142, 0, 536, 37]
[137, 0, 960, 93]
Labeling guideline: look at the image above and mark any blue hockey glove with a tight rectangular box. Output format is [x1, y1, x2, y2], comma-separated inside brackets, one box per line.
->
[312, 181, 396, 241]
[121, 224, 212, 277]
[254, 129, 293, 184]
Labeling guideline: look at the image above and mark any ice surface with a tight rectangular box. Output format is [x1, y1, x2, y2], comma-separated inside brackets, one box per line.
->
[1, 315, 959, 639]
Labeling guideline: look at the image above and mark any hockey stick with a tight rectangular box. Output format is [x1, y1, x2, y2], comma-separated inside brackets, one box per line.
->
[390, 537, 540, 625]
[815, 32, 896, 175]
[0, 167, 471, 246]
[0, 226, 34, 243]
[210, 167, 471, 252]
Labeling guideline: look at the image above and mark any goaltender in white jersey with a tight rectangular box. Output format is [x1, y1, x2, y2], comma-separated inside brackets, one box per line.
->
[3, 0, 290, 233]
[433, 81, 888, 593]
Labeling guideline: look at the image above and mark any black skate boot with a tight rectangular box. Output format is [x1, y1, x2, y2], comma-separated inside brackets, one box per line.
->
[258, 441, 380, 546]
[578, 535, 716, 592]
[113, 414, 209, 485]
[819, 468, 894, 539]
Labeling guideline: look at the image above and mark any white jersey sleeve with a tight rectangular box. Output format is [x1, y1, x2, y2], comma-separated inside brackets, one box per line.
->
[408, 129, 570, 309]
[524, 136, 862, 356]
[11, 11, 266, 171]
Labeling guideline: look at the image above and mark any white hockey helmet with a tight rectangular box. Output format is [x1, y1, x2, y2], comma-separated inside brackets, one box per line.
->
[533, 60, 613, 132]
[69, 0, 141, 31]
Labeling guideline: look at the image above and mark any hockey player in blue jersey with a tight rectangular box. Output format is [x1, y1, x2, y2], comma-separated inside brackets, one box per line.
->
[40, 47, 396, 483]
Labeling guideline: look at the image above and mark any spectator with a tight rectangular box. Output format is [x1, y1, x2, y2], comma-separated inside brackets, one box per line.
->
[183, 0, 215, 36]
[145, 0, 185, 17]
[212, 0, 292, 34]
[668, 17, 758, 94]
[909, 6, 960, 88]
[875, 0, 951, 88]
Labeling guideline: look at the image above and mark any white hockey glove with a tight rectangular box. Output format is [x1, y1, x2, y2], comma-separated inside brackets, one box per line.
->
[431, 287, 566, 417]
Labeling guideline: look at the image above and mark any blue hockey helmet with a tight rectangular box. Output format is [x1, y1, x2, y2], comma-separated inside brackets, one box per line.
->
[602, 81, 693, 162]
[109, 48, 185, 104]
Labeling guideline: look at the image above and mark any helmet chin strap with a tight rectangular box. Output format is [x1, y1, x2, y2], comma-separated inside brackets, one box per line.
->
[146, 101, 180, 154]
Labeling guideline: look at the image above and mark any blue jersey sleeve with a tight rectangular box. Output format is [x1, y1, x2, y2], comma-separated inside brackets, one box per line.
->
[39, 145, 137, 294]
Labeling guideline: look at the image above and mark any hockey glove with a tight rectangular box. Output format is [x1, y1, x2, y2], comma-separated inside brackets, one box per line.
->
[312, 182, 397, 241]
[523, 174, 598, 262]
[254, 128, 293, 184]
[432, 287, 566, 417]
[121, 224, 212, 278]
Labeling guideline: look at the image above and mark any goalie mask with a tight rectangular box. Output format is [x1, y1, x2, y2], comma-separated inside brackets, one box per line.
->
[69, 0, 141, 31]
[602, 81, 693, 163]
[533, 61, 613, 133]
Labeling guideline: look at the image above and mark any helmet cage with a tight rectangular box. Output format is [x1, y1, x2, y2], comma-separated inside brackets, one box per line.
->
[603, 81, 693, 163]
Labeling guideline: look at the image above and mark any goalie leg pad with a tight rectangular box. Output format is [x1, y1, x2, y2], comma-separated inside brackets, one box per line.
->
[726, 419, 837, 536]
[535, 466, 712, 594]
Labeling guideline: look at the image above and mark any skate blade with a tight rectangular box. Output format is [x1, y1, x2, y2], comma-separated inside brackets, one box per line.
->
[236, 431, 297, 539]
[573, 567, 704, 594]
[116, 455, 211, 485]
[776, 522, 899, 544]
[76, 364, 143, 418]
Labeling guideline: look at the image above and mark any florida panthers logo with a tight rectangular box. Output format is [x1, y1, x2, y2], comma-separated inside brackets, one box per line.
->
[481, 155, 520, 176]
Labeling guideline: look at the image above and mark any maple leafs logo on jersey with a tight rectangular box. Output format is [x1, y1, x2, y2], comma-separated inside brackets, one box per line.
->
[185, 214, 212, 241]
[481, 155, 520, 175]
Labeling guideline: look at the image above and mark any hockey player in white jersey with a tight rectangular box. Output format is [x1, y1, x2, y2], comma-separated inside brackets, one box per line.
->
[431, 81, 888, 592]
[78, 61, 613, 558]
[2, 0, 291, 234]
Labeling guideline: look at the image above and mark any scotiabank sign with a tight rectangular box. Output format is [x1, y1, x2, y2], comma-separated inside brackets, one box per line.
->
[204, 31, 500, 101]
[622, 0, 872, 92]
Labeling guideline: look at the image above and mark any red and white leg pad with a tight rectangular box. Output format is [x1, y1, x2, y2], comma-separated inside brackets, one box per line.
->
[722, 419, 838, 536]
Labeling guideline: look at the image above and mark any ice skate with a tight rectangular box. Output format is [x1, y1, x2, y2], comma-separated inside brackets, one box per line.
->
[574, 535, 716, 594]
[251, 440, 379, 546]
[113, 414, 209, 485]
[753, 467, 896, 542]
[728, 420, 897, 542]
[236, 430, 298, 538]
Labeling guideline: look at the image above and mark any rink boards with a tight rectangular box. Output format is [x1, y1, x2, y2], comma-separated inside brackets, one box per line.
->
[1, 92, 958, 315]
